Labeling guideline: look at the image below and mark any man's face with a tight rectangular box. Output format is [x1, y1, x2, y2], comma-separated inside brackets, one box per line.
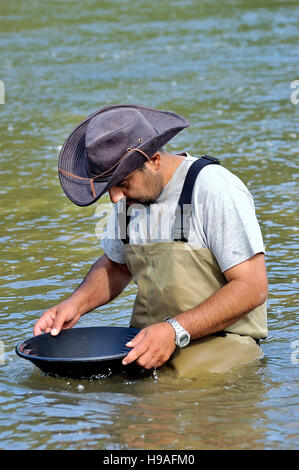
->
[109, 163, 164, 205]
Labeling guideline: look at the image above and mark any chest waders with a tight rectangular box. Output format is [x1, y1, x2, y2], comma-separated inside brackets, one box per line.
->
[124, 157, 267, 376]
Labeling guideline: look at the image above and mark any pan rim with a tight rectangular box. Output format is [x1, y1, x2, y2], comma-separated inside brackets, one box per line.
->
[15, 325, 138, 364]
[15, 342, 129, 363]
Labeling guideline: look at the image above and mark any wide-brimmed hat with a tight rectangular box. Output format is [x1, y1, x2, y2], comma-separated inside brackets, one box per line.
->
[58, 104, 189, 206]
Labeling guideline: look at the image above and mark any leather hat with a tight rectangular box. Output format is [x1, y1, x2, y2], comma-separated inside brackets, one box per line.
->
[58, 104, 189, 206]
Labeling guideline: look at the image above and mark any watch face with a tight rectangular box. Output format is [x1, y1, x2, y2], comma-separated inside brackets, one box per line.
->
[179, 333, 190, 347]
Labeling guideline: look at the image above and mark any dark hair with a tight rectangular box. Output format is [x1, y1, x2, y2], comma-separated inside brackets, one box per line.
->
[138, 147, 165, 172]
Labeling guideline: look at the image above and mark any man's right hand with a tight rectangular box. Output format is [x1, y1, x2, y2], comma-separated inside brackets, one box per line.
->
[33, 299, 81, 336]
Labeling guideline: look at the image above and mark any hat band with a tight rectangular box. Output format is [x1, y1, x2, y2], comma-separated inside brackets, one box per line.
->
[58, 148, 151, 198]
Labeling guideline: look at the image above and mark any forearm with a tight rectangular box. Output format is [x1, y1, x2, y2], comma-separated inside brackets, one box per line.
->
[175, 254, 268, 339]
[122, 254, 267, 369]
[68, 254, 132, 316]
[174, 279, 264, 339]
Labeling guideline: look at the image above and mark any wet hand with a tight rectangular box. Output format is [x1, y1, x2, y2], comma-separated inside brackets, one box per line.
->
[122, 322, 176, 369]
[33, 299, 81, 336]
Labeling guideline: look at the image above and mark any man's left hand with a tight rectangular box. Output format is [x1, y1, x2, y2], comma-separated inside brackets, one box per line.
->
[122, 322, 176, 369]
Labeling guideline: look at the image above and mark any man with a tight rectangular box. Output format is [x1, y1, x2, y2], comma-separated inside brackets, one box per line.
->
[34, 104, 268, 376]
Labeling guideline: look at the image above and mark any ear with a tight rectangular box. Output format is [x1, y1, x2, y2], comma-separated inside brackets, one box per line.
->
[148, 152, 161, 171]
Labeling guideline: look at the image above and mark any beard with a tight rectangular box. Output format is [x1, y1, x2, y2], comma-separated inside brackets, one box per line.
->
[126, 170, 164, 206]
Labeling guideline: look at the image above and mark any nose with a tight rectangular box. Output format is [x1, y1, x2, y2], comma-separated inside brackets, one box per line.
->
[109, 186, 125, 204]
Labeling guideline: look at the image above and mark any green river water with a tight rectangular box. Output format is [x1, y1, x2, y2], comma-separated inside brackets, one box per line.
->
[0, 0, 298, 450]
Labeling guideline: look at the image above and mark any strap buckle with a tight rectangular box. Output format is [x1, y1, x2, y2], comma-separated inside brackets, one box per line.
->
[201, 155, 220, 164]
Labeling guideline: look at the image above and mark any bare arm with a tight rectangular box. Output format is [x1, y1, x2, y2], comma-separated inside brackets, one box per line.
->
[175, 252, 268, 338]
[33, 254, 132, 335]
[70, 254, 132, 316]
[123, 253, 268, 369]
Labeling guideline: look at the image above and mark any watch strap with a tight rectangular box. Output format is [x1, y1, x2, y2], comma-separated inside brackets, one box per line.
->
[164, 317, 190, 348]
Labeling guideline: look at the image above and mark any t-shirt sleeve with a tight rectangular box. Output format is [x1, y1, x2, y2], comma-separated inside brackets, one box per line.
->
[194, 167, 265, 273]
[100, 206, 126, 264]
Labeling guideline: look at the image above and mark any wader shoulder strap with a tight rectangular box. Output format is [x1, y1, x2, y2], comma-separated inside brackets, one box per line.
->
[174, 155, 220, 242]
[123, 155, 220, 244]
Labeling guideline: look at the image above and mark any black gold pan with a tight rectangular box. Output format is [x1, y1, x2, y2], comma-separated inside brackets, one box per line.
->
[16, 326, 141, 379]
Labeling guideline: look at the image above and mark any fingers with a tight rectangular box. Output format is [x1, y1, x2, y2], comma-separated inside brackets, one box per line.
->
[122, 330, 147, 365]
[125, 329, 145, 349]
[123, 344, 170, 369]
[135, 350, 165, 370]
[33, 310, 55, 336]
[33, 323, 44, 336]
[122, 324, 176, 369]
[50, 311, 78, 336]
[51, 314, 80, 336]
[33, 301, 80, 336]
[49, 309, 65, 336]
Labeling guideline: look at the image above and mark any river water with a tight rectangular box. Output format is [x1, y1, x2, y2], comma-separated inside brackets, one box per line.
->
[0, 0, 298, 450]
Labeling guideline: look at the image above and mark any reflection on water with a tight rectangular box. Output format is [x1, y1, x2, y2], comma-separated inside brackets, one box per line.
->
[0, 0, 298, 450]
[1, 357, 276, 450]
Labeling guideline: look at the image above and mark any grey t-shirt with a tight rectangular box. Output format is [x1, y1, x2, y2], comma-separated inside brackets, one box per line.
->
[101, 153, 265, 272]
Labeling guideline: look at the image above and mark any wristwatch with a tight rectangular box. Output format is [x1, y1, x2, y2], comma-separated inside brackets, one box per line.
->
[164, 317, 190, 348]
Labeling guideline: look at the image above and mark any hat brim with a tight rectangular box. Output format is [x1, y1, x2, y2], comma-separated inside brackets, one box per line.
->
[58, 104, 189, 206]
